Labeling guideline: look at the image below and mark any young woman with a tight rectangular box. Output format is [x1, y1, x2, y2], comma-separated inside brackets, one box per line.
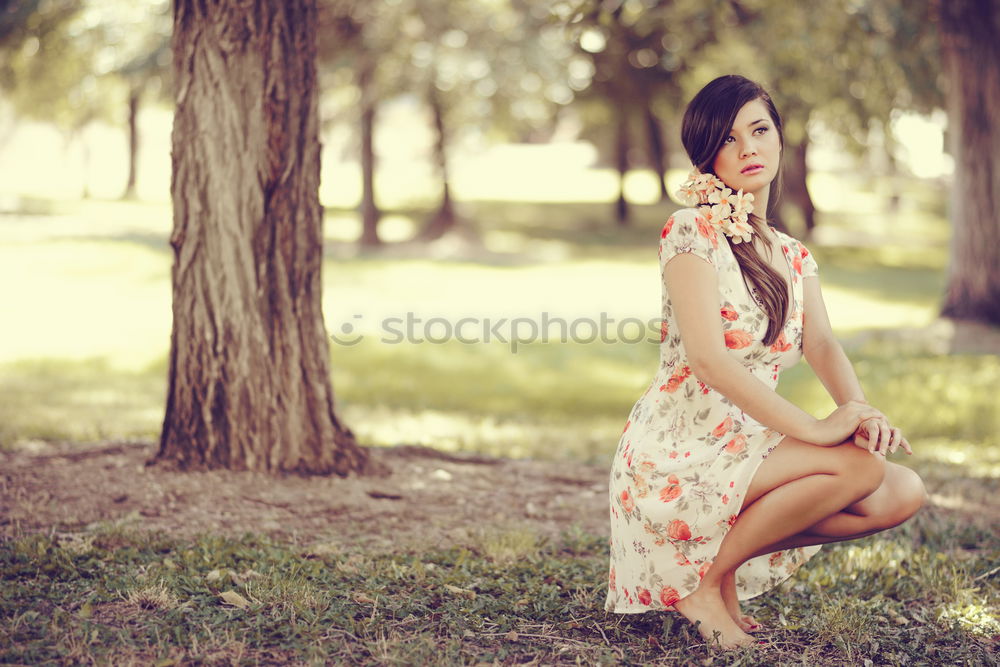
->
[604, 75, 928, 650]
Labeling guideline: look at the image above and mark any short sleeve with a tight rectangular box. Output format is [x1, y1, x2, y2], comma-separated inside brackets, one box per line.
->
[658, 207, 719, 270]
[798, 240, 819, 278]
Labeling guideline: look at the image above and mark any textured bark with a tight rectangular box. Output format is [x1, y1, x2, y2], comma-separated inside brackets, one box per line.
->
[122, 87, 139, 200]
[156, 0, 371, 475]
[358, 53, 381, 246]
[939, 0, 1000, 324]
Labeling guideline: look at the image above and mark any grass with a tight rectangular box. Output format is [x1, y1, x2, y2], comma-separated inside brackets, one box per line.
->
[1, 516, 996, 665]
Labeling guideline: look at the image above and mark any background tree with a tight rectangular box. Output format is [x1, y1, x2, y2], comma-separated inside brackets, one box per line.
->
[559, 0, 733, 226]
[689, 0, 941, 236]
[0, 0, 118, 197]
[155, 0, 370, 475]
[937, 0, 1000, 324]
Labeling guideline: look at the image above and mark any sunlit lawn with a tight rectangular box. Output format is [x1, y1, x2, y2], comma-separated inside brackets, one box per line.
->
[0, 169, 991, 457]
[1, 177, 992, 462]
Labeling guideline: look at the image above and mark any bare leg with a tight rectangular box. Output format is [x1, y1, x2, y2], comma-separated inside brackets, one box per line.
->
[673, 437, 885, 649]
[719, 460, 926, 631]
[742, 460, 927, 561]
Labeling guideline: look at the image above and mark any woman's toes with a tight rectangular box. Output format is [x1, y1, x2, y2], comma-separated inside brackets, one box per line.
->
[738, 615, 762, 632]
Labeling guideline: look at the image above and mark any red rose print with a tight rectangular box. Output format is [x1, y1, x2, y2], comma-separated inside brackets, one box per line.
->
[769, 551, 785, 566]
[659, 473, 682, 502]
[720, 306, 739, 321]
[637, 587, 652, 605]
[698, 561, 712, 580]
[623, 419, 631, 434]
[723, 434, 747, 454]
[793, 255, 803, 275]
[609, 567, 616, 591]
[724, 330, 753, 349]
[667, 519, 692, 540]
[712, 415, 733, 437]
[664, 365, 692, 393]
[661, 217, 675, 238]
[620, 488, 635, 513]
[721, 494, 729, 504]
[660, 586, 681, 607]
[696, 216, 719, 248]
[770, 332, 792, 353]
[660, 320, 669, 342]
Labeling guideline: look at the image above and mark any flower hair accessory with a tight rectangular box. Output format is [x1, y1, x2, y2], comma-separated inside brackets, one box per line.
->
[675, 168, 755, 244]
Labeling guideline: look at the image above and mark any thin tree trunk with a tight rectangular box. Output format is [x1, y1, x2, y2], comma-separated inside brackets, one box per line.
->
[358, 53, 381, 246]
[939, 0, 1000, 324]
[615, 104, 629, 226]
[156, 0, 371, 475]
[122, 86, 140, 200]
[644, 106, 668, 202]
[419, 82, 455, 241]
[781, 137, 815, 237]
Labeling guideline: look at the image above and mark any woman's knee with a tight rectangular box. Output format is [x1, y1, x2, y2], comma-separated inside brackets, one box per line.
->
[884, 464, 927, 526]
[857, 462, 927, 531]
[832, 442, 886, 499]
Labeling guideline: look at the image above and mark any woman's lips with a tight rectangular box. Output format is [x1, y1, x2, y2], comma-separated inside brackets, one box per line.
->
[741, 164, 764, 174]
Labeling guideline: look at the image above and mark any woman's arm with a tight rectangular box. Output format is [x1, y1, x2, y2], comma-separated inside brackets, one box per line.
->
[800, 274, 910, 454]
[800, 276, 867, 405]
[663, 253, 879, 446]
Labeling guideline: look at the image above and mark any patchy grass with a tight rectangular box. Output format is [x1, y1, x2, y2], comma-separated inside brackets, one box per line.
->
[1, 516, 996, 665]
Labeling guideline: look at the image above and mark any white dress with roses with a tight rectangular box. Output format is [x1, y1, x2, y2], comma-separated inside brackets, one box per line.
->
[605, 207, 823, 614]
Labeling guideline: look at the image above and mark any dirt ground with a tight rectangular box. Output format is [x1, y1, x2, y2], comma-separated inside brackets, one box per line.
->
[0, 440, 612, 551]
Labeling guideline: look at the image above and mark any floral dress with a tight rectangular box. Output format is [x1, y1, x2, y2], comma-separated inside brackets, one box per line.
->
[605, 207, 822, 614]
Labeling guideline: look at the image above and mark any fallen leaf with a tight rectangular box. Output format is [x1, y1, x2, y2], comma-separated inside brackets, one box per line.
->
[219, 590, 250, 609]
[443, 584, 476, 599]
[353, 592, 376, 604]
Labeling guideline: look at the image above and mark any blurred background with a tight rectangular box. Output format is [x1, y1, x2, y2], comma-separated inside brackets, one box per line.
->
[0, 0, 996, 470]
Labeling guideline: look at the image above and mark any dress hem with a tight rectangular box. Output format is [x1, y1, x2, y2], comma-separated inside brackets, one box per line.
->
[604, 427, 825, 615]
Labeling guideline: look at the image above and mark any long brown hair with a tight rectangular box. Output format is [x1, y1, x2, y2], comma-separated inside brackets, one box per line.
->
[680, 75, 788, 346]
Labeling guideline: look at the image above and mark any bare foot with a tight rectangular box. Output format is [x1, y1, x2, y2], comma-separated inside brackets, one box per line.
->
[674, 586, 755, 649]
[721, 571, 762, 633]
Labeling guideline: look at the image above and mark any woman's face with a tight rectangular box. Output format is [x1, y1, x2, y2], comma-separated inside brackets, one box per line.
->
[711, 97, 781, 197]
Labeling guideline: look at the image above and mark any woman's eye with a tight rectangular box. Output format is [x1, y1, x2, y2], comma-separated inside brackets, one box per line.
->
[725, 136, 735, 143]
[754, 126, 768, 135]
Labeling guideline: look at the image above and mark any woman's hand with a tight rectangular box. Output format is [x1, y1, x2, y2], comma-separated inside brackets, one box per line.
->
[809, 400, 886, 446]
[853, 416, 913, 456]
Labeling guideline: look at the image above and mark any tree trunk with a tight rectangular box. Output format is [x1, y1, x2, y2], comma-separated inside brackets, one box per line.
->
[358, 53, 381, 246]
[644, 106, 668, 202]
[781, 137, 814, 237]
[121, 86, 139, 200]
[614, 104, 629, 226]
[939, 0, 1000, 324]
[155, 0, 371, 475]
[418, 82, 456, 241]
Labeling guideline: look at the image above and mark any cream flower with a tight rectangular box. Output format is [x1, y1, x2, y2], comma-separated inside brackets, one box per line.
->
[674, 167, 756, 243]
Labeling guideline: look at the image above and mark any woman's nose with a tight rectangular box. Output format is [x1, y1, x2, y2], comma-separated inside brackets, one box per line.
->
[739, 140, 757, 159]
